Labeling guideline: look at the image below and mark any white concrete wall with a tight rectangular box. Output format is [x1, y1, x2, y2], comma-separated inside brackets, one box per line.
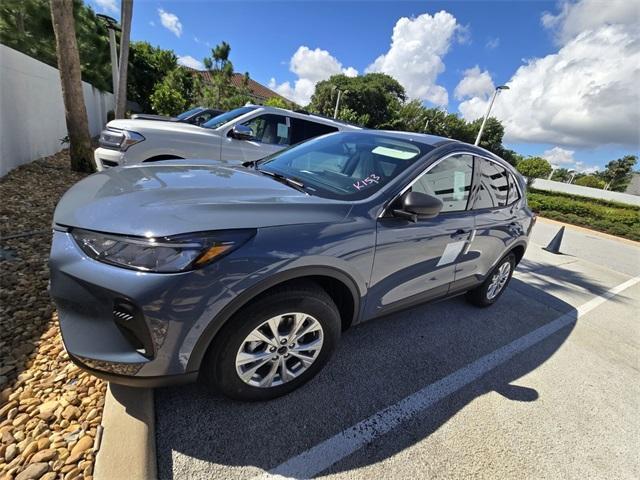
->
[531, 178, 640, 207]
[0, 45, 114, 176]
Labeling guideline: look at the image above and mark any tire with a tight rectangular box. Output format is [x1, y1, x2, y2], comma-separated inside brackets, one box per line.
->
[202, 281, 341, 401]
[466, 253, 516, 307]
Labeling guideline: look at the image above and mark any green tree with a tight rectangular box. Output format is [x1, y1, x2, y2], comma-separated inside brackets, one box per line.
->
[149, 68, 193, 116]
[264, 96, 291, 109]
[516, 157, 552, 186]
[469, 117, 505, 154]
[602, 155, 637, 191]
[128, 41, 178, 112]
[575, 175, 606, 189]
[201, 41, 239, 109]
[551, 168, 572, 182]
[308, 73, 405, 128]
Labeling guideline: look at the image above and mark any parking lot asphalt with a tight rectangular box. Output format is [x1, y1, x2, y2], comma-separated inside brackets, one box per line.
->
[155, 220, 640, 479]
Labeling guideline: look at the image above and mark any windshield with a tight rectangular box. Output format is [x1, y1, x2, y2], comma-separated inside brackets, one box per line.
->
[258, 132, 433, 200]
[177, 107, 204, 120]
[202, 106, 258, 129]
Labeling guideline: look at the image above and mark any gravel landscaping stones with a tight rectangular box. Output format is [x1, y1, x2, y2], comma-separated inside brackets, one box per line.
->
[1, 151, 106, 480]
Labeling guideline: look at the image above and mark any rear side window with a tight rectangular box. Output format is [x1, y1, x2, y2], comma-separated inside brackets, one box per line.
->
[290, 118, 339, 144]
[473, 159, 509, 209]
[507, 173, 521, 204]
[412, 154, 474, 212]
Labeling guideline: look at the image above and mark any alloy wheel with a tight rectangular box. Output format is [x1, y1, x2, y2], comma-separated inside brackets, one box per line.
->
[235, 312, 324, 388]
[486, 261, 511, 300]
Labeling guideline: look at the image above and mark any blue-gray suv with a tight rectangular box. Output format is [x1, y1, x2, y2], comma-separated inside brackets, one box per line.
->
[49, 131, 533, 400]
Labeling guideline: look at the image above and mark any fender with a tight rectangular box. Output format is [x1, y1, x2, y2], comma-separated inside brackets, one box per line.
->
[186, 265, 363, 372]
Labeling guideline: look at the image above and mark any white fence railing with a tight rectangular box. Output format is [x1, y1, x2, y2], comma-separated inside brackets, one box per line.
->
[0, 45, 114, 177]
[531, 178, 640, 207]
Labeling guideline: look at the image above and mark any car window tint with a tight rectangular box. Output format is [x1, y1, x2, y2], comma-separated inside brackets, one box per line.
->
[411, 154, 473, 212]
[474, 159, 509, 209]
[290, 118, 339, 144]
[242, 114, 290, 145]
[507, 173, 520, 204]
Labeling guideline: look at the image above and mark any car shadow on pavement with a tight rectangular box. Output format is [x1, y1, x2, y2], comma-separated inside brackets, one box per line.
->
[153, 272, 609, 479]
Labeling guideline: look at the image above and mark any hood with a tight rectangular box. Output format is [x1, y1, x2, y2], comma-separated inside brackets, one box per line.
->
[130, 114, 177, 122]
[106, 119, 212, 136]
[53, 161, 351, 237]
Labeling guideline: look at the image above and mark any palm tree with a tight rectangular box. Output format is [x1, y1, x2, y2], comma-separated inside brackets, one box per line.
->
[49, 0, 94, 172]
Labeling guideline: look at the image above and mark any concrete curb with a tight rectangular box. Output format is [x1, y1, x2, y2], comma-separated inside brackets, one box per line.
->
[94, 384, 157, 480]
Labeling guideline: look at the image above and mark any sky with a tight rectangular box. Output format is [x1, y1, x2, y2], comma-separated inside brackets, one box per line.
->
[89, 0, 639, 172]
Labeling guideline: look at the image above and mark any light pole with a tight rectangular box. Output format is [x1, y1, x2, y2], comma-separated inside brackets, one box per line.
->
[333, 87, 348, 119]
[97, 14, 120, 98]
[474, 85, 509, 146]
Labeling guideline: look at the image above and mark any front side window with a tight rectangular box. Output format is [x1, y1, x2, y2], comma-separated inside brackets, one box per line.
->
[411, 154, 473, 212]
[290, 118, 339, 144]
[258, 132, 433, 200]
[242, 114, 290, 145]
[473, 159, 509, 209]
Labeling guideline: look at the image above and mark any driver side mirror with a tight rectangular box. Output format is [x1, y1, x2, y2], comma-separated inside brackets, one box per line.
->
[393, 191, 443, 222]
[230, 124, 254, 140]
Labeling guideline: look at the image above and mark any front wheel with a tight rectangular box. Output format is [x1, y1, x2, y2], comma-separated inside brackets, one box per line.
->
[202, 282, 341, 401]
[466, 253, 516, 307]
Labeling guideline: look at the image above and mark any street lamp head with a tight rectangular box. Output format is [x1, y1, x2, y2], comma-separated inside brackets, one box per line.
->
[97, 14, 120, 30]
[496, 85, 510, 91]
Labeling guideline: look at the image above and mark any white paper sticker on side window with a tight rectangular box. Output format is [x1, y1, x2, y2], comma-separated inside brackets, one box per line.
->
[277, 123, 289, 139]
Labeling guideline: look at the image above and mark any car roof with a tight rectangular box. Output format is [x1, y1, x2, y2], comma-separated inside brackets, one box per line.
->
[247, 105, 362, 130]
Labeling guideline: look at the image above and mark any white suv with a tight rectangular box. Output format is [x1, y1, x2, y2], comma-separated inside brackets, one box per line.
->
[94, 105, 361, 170]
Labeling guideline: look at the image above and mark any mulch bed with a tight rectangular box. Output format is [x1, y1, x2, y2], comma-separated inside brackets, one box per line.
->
[1, 151, 106, 480]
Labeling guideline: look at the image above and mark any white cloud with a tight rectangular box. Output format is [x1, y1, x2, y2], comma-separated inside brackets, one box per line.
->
[365, 11, 464, 106]
[542, 147, 600, 172]
[95, 0, 118, 14]
[149, 20, 155, 27]
[158, 8, 182, 37]
[268, 46, 358, 105]
[541, 0, 638, 45]
[177, 55, 203, 70]
[458, 0, 640, 148]
[454, 66, 494, 101]
[485, 37, 500, 49]
[542, 146, 576, 166]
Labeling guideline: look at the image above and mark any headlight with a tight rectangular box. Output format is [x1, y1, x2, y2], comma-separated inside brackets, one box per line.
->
[99, 129, 145, 151]
[71, 229, 255, 273]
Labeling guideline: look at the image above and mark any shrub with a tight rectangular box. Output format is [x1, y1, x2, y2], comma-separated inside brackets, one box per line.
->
[575, 175, 605, 189]
[527, 190, 640, 241]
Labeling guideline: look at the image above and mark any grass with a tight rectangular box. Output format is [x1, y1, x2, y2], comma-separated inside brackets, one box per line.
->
[527, 188, 640, 241]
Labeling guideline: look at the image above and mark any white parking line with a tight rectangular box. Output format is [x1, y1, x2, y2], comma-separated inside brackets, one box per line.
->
[252, 275, 640, 480]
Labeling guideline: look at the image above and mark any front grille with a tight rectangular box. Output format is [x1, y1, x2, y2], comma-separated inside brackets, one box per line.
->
[101, 159, 119, 168]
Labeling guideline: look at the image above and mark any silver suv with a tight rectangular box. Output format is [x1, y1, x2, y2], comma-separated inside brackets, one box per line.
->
[94, 105, 361, 170]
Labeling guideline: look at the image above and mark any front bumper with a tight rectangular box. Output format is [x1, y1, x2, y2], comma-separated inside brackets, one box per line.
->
[48, 230, 228, 385]
[94, 147, 125, 171]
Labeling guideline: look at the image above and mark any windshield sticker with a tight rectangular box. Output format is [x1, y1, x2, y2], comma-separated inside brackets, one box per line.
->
[353, 173, 381, 191]
[371, 146, 418, 160]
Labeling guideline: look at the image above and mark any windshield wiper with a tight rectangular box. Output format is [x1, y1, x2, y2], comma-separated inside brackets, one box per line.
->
[256, 169, 307, 194]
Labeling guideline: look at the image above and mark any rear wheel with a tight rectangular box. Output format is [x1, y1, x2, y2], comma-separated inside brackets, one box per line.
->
[202, 282, 341, 401]
[466, 253, 516, 307]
